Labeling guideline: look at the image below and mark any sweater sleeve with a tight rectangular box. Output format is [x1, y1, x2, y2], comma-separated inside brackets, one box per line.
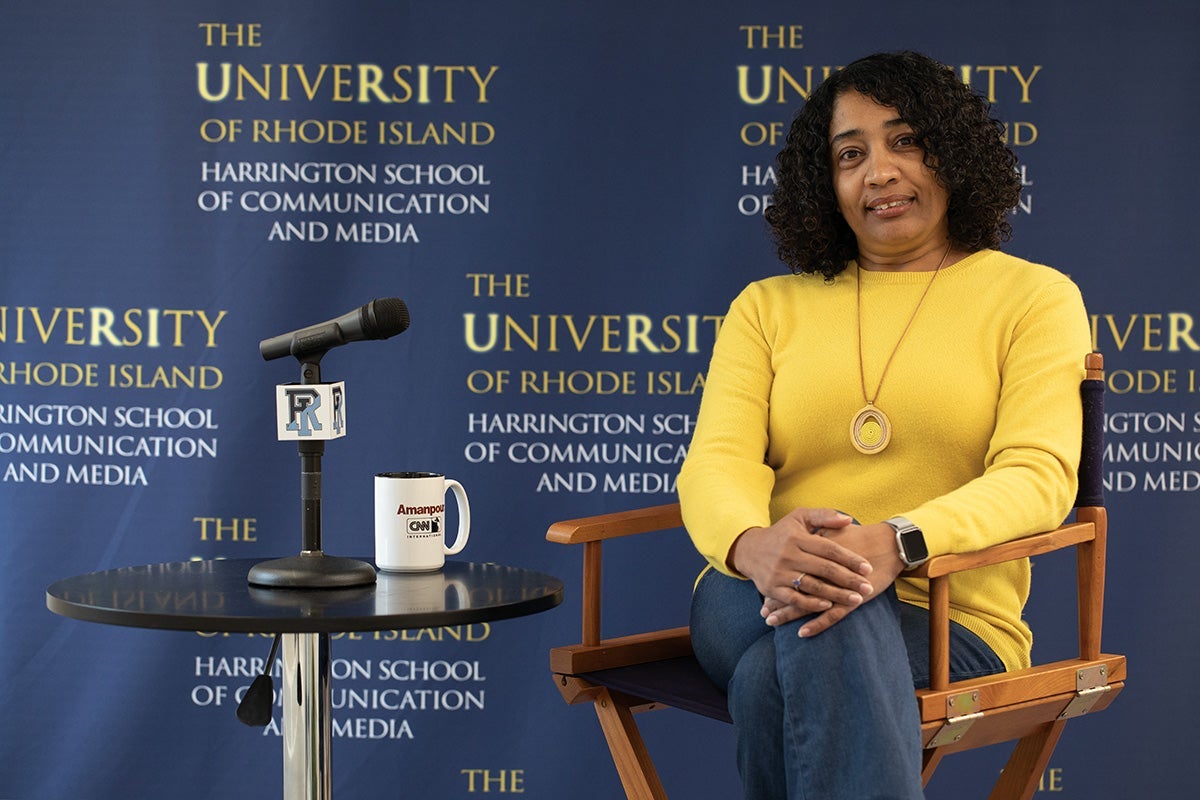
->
[678, 284, 777, 575]
[905, 277, 1092, 556]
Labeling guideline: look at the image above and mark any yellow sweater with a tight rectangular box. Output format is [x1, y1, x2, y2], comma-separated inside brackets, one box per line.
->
[678, 250, 1091, 671]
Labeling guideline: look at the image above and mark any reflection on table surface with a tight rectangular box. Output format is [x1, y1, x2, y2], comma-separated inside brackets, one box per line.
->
[46, 559, 563, 633]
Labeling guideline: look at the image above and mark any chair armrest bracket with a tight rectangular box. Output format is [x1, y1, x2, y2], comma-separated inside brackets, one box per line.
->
[1058, 664, 1112, 720]
[926, 690, 983, 748]
[927, 713, 983, 749]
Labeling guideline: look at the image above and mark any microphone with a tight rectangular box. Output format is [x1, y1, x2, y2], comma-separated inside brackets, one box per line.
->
[260, 297, 410, 361]
[236, 633, 282, 727]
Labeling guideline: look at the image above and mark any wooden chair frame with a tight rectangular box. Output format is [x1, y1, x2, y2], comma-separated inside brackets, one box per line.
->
[548, 353, 1124, 799]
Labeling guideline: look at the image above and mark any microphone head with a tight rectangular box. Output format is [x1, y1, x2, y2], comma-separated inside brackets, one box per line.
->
[362, 297, 410, 340]
[236, 674, 275, 726]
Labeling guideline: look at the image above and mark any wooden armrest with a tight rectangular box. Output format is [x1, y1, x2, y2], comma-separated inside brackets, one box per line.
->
[549, 504, 1097, 568]
[547, 503, 683, 544]
[547, 503, 686, 647]
[913, 519, 1097, 579]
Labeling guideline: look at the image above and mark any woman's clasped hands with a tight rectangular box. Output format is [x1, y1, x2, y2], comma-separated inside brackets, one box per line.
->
[727, 507, 907, 638]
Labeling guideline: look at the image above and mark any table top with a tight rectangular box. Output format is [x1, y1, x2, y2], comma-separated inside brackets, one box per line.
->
[46, 558, 563, 633]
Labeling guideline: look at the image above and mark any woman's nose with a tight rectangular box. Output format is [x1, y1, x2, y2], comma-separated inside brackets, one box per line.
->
[865, 151, 900, 186]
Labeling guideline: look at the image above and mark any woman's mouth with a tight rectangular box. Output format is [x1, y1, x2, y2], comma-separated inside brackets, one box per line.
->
[867, 197, 912, 217]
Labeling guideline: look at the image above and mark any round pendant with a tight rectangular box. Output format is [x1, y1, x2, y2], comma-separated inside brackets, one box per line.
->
[851, 404, 891, 455]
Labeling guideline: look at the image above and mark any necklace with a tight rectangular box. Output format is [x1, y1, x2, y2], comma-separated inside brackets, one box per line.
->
[850, 244, 951, 455]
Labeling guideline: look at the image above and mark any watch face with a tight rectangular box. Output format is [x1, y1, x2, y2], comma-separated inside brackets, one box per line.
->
[900, 530, 928, 564]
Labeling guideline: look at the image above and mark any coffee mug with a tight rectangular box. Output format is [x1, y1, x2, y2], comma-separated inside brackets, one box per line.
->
[374, 471, 470, 572]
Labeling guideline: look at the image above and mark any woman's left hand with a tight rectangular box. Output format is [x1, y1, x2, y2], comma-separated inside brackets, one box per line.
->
[761, 522, 905, 636]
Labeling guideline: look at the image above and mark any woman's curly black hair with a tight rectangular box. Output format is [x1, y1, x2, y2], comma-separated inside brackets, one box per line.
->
[764, 51, 1021, 279]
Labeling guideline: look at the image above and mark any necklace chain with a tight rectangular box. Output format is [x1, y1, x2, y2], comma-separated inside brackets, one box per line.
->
[850, 244, 952, 455]
[856, 244, 952, 405]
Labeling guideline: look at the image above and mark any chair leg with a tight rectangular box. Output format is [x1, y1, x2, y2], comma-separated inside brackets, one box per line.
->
[988, 719, 1067, 800]
[592, 688, 668, 800]
[921, 748, 946, 787]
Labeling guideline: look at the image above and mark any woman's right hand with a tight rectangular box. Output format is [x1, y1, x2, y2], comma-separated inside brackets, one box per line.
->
[727, 507, 876, 620]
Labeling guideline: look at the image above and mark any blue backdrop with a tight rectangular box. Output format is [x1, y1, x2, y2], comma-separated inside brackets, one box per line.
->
[2, 1, 1196, 797]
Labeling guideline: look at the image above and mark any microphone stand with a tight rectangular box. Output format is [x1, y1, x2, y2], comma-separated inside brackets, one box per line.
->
[241, 352, 376, 800]
[248, 355, 377, 589]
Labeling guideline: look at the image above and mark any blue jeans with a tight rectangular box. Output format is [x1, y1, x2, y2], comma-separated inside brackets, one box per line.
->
[690, 568, 1004, 800]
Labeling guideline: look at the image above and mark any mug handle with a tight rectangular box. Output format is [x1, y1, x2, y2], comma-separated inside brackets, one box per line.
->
[443, 479, 470, 555]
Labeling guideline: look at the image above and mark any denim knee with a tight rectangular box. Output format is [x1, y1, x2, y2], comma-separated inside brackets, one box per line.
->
[690, 568, 770, 688]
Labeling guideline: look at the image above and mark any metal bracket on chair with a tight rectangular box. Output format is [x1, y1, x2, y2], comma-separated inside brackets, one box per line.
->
[1059, 664, 1111, 720]
[926, 690, 982, 748]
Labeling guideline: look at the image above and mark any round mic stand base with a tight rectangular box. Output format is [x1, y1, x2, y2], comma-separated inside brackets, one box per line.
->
[247, 552, 377, 589]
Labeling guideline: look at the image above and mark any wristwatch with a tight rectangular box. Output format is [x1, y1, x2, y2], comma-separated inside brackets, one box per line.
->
[884, 516, 928, 570]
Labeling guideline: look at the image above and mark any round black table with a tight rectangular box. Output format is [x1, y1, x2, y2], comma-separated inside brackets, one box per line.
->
[47, 558, 563, 799]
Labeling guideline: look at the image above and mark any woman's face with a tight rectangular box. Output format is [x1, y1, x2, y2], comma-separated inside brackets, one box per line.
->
[828, 90, 952, 268]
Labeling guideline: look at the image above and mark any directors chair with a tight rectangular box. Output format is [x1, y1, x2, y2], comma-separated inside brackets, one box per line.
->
[548, 353, 1123, 799]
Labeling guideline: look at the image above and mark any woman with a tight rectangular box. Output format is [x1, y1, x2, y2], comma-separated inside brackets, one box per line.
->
[678, 51, 1091, 799]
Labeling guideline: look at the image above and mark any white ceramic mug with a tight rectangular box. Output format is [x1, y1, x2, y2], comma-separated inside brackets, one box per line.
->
[374, 472, 470, 572]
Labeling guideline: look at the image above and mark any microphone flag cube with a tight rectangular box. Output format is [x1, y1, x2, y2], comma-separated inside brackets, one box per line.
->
[275, 381, 347, 441]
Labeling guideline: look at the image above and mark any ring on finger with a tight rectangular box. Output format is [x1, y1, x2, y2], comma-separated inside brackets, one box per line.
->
[792, 573, 807, 592]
